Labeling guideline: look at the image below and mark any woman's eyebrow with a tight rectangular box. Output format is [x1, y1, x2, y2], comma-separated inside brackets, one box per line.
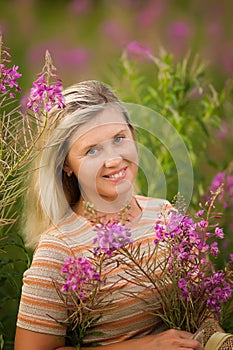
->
[113, 128, 128, 136]
[80, 128, 128, 153]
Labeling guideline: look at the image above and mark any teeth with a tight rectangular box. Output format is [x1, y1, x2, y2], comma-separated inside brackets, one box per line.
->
[109, 170, 125, 179]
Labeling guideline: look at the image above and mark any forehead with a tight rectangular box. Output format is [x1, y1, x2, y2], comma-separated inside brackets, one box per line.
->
[70, 106, 129, 144]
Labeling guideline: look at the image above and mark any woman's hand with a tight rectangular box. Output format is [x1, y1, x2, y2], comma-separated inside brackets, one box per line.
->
[80, 329, 204, 350]
[134, 329, 204, 350]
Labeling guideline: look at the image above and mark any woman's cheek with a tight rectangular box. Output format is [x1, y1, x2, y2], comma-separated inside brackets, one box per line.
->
[76, 157, 103, 186]
[122, 141, 139, 165]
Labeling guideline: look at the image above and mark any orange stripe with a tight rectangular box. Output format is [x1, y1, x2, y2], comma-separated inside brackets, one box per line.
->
[72, 244, 93, 253]
[94, 311, 152, 330]
[130, 220, 155, 229]
[20, 295, 63, 309]
[58, 213, 77, 226]
[32, 260, 62, 270]
[59, 224, 90, 239]
[24, 279, 56, 288]
[47, 213, 77, 233]
[17, 314, 65, 329]
[38, 241, 69, 253]
[68, 224, 91, 237]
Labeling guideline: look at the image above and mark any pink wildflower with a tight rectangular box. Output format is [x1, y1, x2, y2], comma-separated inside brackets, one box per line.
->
[154, 206, 232, 314]
[126, 41, 152, 61]
[27, 76, 65, 113]
[214, 227, 224, 239]
[61, 257, 100, 298]
[0, 37, 22, 98]
[93, 222, 133, 257]
[27, 51, 66, 113]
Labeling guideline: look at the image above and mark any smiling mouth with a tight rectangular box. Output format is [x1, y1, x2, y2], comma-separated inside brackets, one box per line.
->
[104, 168, 126, 179]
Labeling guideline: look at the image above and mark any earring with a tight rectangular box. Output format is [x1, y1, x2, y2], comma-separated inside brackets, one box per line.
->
[66, 170, 73, 177]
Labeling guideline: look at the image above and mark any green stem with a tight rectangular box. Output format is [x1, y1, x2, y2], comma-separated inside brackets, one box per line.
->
[89, 254, 105, 307]
[121, 245, 168, 304]
[0, 33, 3, 173]
[0, 112, 48, 191]
[204, 184, 223, 241]
[0, 32, 3, 81]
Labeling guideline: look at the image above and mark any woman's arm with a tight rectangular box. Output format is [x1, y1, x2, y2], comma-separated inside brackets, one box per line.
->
[15, 327, 204, 350]
[14, 327, 65, 350]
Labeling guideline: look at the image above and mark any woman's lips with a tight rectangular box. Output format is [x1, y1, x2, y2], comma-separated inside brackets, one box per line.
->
[103, 167, 127, 181]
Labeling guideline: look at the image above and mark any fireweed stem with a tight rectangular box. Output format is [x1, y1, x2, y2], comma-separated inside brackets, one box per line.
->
[0, 114, 48, 192]
[121, 245, 169, 304]
[204, 184, 223, 242]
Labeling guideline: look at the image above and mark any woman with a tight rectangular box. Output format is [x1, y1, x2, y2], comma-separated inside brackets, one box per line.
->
[15, 80, 203, 350]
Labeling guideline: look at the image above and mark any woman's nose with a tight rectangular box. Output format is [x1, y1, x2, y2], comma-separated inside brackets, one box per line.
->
[104, 155, 122, 167]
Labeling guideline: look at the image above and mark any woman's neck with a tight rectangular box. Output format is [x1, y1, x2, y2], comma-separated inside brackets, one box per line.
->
[73, 196, 142, 225]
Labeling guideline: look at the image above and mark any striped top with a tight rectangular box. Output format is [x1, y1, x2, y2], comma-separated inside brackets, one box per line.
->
[17, 195, 171, 345]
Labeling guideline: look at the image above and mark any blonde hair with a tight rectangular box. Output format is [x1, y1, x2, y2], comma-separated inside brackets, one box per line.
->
[22, 80, 135, 249]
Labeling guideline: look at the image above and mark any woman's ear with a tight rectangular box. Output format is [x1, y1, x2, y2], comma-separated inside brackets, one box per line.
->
[63, 161, 73, 177]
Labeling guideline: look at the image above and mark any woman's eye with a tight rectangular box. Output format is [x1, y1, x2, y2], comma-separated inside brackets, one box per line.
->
[86, 146, 98, 155]
[114, 136, 124, 144]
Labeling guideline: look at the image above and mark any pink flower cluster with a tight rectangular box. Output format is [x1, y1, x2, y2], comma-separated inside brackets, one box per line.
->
[208, 172, 233, 209]
[27, 75, 65, 113]
[0, 44, 21, 98]
[93, 222, 133, 257]
[126, 41, 152, 61]
[154, 209, 232, 313]
[61, 257, 100, 299]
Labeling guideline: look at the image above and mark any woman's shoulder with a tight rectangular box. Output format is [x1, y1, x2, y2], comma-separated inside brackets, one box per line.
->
[135, 194, 171, 210]
[38, 209, 95, 252]
[133, 195, 172, 225]
[43, 210, 86, 237]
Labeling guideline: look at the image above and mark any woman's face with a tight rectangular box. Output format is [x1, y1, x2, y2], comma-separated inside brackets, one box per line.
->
[64, 106, 138, 209]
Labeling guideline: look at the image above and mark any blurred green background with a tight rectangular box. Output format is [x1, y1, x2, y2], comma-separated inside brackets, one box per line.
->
[1, 1, 233, 349]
